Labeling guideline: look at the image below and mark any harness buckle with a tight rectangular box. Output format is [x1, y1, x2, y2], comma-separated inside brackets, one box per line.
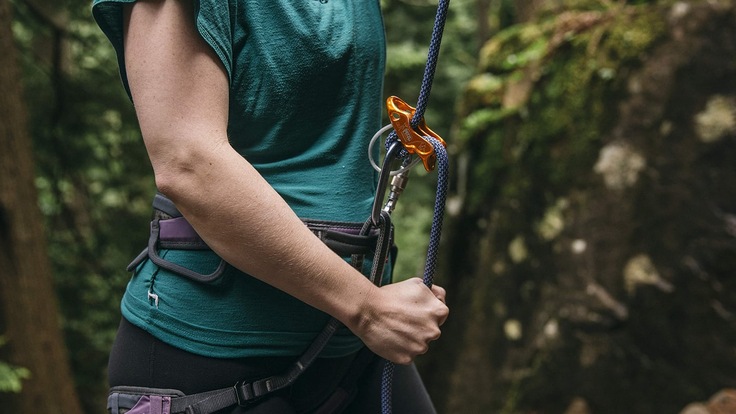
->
[234, 381, 259, 407]
[386, 96, 446, 171]
[234, 378, 274, 407]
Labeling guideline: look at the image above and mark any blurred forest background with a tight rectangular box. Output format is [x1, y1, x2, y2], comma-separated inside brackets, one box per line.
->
[1, 0, 735, 412]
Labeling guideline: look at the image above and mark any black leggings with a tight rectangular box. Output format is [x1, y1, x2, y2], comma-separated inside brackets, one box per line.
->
[108, 318, 436, 413]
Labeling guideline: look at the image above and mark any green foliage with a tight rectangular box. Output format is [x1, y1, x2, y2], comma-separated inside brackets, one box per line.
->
[0, 363, 30, 394]
[0, 338, 30, 394]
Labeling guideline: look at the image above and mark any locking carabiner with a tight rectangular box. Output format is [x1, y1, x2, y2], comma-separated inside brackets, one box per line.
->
[371, 142, 403, 226]
[386, 96, 446, 172]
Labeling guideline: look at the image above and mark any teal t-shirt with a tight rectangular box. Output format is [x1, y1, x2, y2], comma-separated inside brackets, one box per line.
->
[93, 0, 387, 358]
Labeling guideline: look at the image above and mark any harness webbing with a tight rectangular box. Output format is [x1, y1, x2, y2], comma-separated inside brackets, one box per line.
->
[380, 0, 451, 412]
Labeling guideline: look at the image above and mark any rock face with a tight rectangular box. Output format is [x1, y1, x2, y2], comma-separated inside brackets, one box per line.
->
[422, 2, 736, 413]
[679, 389, 736, 414]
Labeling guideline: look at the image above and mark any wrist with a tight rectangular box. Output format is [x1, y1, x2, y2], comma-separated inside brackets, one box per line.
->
[337, 277, 378, 335]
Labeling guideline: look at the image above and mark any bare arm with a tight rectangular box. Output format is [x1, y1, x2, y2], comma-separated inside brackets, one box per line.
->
[122, 0, 448, 364]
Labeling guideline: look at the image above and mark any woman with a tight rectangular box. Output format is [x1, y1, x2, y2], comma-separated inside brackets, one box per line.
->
[93, 0, 449, 412]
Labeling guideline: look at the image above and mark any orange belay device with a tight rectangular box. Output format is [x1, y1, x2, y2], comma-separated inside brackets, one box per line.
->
[385, 95, 446, 172]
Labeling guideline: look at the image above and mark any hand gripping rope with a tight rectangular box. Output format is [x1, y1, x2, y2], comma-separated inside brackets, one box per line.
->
[367, 0, 451, 412]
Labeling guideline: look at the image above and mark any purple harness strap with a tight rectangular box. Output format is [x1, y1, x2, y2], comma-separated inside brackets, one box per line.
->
[159, 217, 203, 244]
[127, 395, 172, 414]
[107, 387, 183, 414]
[158, 217, 208, 250]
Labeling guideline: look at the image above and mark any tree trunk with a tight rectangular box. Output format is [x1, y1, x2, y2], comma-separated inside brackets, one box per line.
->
[426, 2, 736, 413]
[0, 0, 83, 411]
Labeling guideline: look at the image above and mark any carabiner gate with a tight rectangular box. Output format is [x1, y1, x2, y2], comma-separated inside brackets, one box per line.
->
[371, 142, 403, 226]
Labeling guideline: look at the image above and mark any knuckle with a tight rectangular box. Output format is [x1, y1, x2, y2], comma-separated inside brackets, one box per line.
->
[429, 328, 442, 341]
[396, 355, 413, 365]
[411, 340, 428, 355]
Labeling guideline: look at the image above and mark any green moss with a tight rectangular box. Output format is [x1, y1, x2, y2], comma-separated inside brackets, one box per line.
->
[458, 107, 516, 143]
[479, 23, 551, 74]
[606, 10, 666, 62]
[462, 3, 668, 216]
[459, 73, 506, 117]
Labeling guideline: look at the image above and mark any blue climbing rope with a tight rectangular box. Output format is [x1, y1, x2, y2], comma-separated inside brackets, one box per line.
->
[420, 138, 449, 290]
[380, 0, 451, 413]
[385, 0, 451, 160]
[380, 139, 448, 414]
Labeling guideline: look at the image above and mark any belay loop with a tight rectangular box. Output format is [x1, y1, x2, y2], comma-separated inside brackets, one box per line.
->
[371, 0, 452, 413]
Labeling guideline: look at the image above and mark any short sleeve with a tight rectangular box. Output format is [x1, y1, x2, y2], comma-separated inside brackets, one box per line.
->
[92, 0, 234, 99]
[192, 0, 234, 80]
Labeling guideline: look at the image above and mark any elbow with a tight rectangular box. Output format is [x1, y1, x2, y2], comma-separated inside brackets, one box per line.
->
[153, 166, 189, 202]
[144, 134, 211, 202]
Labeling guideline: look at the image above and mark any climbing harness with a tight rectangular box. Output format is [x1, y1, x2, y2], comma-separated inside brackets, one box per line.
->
[118, 193, 392, 414]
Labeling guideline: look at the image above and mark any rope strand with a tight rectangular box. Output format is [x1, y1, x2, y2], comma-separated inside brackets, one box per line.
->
[380, 2, 450, 413]
[380, 140, 448, 414]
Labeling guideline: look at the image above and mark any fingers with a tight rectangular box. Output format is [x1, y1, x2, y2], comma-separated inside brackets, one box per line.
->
[397, 280, 449, 357]
[430, 284, 449, 326]
[431, 284, 447, 304]
[407, 278, 449, 328]
[356, 278, 450, 365]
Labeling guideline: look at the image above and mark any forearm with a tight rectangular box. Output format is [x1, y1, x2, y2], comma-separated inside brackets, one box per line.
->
[161, 158, 448, 365]
[155, 141, 377, 331]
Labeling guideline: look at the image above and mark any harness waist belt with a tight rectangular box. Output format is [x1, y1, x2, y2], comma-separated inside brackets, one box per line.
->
[126, 193, 383, 284]
[155, 214, 377, 253]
